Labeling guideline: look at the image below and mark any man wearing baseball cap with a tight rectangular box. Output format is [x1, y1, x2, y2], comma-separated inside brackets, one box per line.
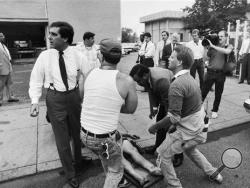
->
[80, 39, 138, 188]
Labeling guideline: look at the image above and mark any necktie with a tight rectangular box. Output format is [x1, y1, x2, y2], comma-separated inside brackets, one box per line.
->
[145, 42, 148, 51]
[58, 51, 69, 91]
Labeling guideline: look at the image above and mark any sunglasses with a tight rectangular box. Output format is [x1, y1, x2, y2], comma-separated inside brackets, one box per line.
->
[101, 143, 109, 159]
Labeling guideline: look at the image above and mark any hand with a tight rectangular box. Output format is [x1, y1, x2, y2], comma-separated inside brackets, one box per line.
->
[207, 39, 213, 48]
[148, 124, 157, 134]
[168, 125, 176, 134]
[30, 104, 39, 117]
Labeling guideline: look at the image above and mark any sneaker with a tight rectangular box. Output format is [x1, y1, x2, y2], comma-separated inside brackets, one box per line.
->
[210, 173, 223, 184]
[211, 112, 218, 119]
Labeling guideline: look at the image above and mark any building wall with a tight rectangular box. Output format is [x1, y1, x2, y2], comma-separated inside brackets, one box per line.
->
[47, 0, 121, 44]
[144, 18, 190, 45]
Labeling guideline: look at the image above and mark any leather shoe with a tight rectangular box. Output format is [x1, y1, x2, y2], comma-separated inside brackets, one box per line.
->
[68, 177, 79, 188]
[173, 153, 184, 167]
[238, 81, 244, 84]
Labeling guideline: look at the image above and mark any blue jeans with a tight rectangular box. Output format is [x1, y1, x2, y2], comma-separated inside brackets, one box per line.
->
[156, 130, 217, 188]
[81, 130, 124, 188]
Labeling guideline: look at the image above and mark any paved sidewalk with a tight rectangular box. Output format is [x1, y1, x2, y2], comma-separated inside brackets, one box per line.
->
[0, 75, 250, 182]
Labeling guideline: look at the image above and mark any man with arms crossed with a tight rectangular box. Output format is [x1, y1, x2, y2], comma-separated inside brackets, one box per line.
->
[148, 45, 223, 188]
[80, 38, 137, 188]
[29, 21, 92, 188]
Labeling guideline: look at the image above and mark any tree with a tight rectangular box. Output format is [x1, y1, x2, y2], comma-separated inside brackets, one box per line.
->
[183, 0, 247, 33]
[122, 27, 137, 43]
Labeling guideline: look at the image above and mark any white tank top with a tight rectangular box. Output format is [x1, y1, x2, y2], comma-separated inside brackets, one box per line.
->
[81, 68, 124, 134]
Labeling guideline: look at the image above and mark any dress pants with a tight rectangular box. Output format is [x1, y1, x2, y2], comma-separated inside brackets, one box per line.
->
[202, 70, 226, 112]
[141, 58, 154, 67]
[46, 88, 82, 180]
[190, 59, 204, 90]
[239, 54, 250, 83]
[155, 105, 168, 149]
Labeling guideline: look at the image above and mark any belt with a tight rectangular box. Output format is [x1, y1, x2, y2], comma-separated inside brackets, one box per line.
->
[48, 86, 78, 94]
[194, 58, 203, 62]
[81, 127, 116, 138]
[207, 68, 223, 73]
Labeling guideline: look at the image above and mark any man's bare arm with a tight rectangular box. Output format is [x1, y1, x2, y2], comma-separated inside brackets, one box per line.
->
[120, 76, 138, 114]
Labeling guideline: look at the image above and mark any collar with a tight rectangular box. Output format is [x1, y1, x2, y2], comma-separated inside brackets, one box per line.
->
[174, 69, 189, 79]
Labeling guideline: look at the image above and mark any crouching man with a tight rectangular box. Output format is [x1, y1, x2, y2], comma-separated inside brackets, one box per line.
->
[148, 45, 223, 187]
[80, 39, 138, 188]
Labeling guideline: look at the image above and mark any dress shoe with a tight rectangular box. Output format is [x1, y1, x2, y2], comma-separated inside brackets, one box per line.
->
[67, 177, 79, 188]
[118, 177, 131, 188]
[238, 81, 244, 84]
[58, 169, 65, 176]
[173, 153, 184, 167]
[7, 98, 19, 102]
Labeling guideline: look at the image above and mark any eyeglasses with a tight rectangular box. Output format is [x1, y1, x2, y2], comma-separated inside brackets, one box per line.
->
[101, 143, 109, 159]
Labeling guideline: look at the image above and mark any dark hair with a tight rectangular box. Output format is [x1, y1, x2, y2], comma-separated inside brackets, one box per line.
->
[50, 21, 74, 44]
[161, 31, 169, 37]
[129, 64, 150, 78]
[140, 33, 144, 42]
[83, 32, 95, 40]
[174, 45, 194, 69]
[144, 32, 151, 38]
[103, 52, 121, 65]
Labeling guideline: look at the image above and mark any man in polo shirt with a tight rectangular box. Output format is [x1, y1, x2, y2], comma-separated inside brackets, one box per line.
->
[186, 29, 205, 90]
[148, 45, 223, 187]
[202, 30, 233, 119]
[80, 38, 138, 188]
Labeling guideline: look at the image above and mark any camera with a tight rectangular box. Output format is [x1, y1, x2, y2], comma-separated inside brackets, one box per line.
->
[202, 33, 219, 47]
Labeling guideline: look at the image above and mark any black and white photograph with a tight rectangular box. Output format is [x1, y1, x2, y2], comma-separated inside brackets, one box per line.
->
[0, 0, 250, 187]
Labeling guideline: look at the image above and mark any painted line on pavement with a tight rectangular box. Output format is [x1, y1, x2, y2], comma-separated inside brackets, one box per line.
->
[14, 70, 32, 74]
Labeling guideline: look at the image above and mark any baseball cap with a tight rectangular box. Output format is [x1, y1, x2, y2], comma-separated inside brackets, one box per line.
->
[99, 38, 122, 58]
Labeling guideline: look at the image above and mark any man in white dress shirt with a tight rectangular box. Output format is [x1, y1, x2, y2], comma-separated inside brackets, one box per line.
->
[138, 32, 155, 67]
[0, 32, 19, 106]
[186, 29, 205, 90]
[29, 21, 92, 188]
[238, 27, 250, 84]
[76, 31, 100, 69]
[154, 31, 170, 67]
